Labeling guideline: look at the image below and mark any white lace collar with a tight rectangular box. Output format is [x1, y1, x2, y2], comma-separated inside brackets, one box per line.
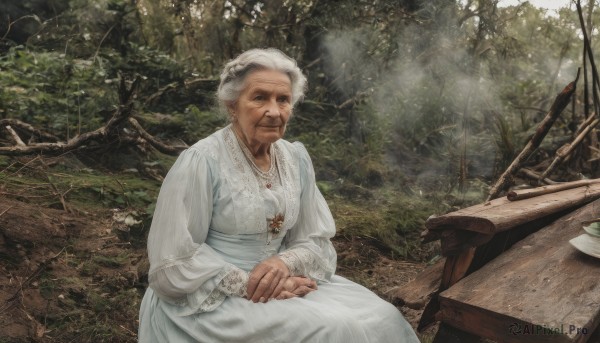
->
[221, 125, 300, 234]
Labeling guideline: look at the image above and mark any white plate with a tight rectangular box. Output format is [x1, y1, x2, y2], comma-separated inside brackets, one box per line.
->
[583, 222, 600, 237]
[570, 234, 600, 259]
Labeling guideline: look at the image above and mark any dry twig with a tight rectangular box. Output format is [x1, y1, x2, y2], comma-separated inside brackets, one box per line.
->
[0, 205, 13, 219]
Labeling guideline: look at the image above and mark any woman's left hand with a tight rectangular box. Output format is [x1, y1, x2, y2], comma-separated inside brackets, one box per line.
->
[274, 276, 318, 300]
[247, 256, 290, 303]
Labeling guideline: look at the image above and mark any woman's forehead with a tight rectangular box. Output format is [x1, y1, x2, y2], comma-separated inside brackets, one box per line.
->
[243, 69, 292, 91]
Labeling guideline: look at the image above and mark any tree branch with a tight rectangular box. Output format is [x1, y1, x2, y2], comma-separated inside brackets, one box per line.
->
[4, 125, 26, 147]
[0, 76, 141, 156]
[128, 117, 187, 155]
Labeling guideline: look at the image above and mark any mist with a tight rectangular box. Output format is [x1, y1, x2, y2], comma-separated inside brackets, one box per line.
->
[319, 1, 582, 195]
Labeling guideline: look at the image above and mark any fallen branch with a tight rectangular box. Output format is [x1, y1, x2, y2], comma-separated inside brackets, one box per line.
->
[128, 118, 187, 155]
[507, 178, 600, 201]
[487, 73, 579, 201]
[517, 168, 557, 185]
[574, 111, 598, 137]
[4, 125, 26, 146]
[0, 119, 59, 142]
[0, 77, 190, 157]
[539, 117, 600, 180]
[143, 81, 179, 107]
[0, 76, 140, 156]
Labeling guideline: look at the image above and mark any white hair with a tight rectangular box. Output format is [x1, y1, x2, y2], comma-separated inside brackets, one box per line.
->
[217, 48, 307, 116]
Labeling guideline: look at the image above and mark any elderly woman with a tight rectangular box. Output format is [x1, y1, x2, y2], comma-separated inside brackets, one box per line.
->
[138, 48, 420, 342]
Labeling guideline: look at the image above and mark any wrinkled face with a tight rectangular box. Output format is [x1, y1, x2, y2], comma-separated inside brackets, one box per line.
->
[230, 69, 293, 148]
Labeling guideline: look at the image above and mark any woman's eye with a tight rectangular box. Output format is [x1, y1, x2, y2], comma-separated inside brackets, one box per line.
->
[253, 95, 264, 101]
[277, 96, 290, 103]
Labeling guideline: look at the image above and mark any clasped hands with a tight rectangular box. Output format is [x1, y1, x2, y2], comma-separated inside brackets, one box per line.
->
[247, 256, 317, 303]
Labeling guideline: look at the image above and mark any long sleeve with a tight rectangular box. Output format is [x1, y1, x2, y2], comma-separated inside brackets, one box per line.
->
[279, 142, 337, 282]
[147, 146, 247, 314]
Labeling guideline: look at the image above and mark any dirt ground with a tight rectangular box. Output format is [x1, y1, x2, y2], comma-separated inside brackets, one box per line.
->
[0, 197, 429, 342]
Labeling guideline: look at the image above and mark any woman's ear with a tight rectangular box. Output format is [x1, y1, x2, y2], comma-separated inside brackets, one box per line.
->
[226, 102, 237, 122]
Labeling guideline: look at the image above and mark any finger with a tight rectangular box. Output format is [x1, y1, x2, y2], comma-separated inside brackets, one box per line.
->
[247, 265, 271, 299]
[251, 270, 277, 302]
[270, 277, 287, 299]
[276, 291, 297, 300]
[294, 277, 317, 290]
[261, 272, 285, 301]
[293, 285, 316, 297]
[261, 269, 286, 300]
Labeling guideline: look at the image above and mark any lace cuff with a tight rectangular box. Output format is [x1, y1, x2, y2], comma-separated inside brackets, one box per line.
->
[279, 247, 328, 280]
[178, 265, 248, 315]
[217, 267, 248, 298]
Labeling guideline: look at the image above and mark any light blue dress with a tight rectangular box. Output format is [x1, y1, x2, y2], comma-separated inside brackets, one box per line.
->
[138, 125, 420, 342]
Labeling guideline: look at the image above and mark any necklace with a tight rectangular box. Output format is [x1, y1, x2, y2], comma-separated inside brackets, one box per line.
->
[232, 128, 278, 189]
[230, 127, 285, 240]
[248, 152, 277, 189]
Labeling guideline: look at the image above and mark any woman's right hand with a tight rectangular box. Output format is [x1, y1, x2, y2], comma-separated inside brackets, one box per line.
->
[274, 276, 318, 300]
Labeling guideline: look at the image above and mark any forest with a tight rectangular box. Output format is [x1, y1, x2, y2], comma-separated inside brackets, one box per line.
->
[0, 0, 599, 342]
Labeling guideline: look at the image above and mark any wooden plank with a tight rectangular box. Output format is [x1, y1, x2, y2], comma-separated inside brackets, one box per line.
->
[426, 183, 600, 234]
[441, 247, 476, 289]
[438, 297, 573, 343]
[419, 207, 573, 331]
[392, 258, 445, 310]
[438, 198, 600, 343]
[432, 323, 483, 343]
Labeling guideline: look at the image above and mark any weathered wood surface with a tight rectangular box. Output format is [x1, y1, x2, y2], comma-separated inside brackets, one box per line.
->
[392, 258, 445, 310]
[426, 183, 600, 234]
[417, 209, 571, 331]
[438, 198, 600, 343]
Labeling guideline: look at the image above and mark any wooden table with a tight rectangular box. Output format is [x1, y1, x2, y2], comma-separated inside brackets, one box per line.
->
[437, 199, 600, 343]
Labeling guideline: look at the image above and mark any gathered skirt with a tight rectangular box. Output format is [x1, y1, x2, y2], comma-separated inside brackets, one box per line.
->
[138, 275, 420, 343]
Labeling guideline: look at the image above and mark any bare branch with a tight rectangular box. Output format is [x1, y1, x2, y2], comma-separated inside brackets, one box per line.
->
[0, 76, 141, 156]
[1, 15, 42, 41]
[128, 117, 187, 155]
[0, 119, 59, 142]
[4, 126, 26, 147]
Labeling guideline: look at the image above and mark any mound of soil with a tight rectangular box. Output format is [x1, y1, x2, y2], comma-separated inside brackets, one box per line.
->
[0, 198, 144, 342]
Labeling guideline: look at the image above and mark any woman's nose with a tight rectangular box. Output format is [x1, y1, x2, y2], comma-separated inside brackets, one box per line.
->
[265, 99, 281, 117]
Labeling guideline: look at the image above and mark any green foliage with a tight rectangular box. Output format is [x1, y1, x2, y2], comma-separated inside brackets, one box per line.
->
[330, 189, 450, 260]
[0, 47, 109, 134]
[0, 157, 165, 250]
[92, 253, 130, 268]
[137, 105, 226, 143]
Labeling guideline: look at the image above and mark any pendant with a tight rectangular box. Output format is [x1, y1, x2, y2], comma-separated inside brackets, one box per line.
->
[268, 213, 284, 236]
[266, 183, 272, 189]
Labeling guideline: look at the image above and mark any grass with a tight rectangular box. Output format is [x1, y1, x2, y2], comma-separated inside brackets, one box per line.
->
[329, 186, 450, 261]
